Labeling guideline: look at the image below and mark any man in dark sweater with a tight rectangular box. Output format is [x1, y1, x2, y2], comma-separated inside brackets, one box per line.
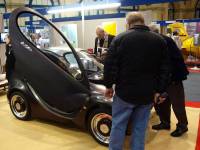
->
[94, 26, 115, 63]
[150, 25, 189, 137]
[104, 12, 170, 150]
[5, 35, 15, 81]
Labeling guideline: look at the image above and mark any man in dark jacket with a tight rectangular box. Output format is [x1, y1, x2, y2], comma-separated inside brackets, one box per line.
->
[5, 35, 15, 81]
[94, 26, 115, 63]
[104, 12, 170, 150]
[150, 25, 189, 137]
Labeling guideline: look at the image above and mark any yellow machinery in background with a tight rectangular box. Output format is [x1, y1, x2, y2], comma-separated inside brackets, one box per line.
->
[102, 22, 117, 36]
[167, 22, 200, 59]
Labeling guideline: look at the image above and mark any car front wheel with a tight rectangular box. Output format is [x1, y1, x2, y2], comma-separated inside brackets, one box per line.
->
[88, 108, 112, 146]
[9, 92, 31, 120]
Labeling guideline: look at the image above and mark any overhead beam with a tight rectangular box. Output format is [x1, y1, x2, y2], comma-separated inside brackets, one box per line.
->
[121, 0, 185, 6]
[29, 0, 33, 8]
[168, 2, 175, 20]
[26, 4, 54, 8]
[3, 0, 7, 13]
[57, 0, 61, 5]
[0, 4, 54, 8]
[50, 0, 55, 6]
[195, 0, 200, 18]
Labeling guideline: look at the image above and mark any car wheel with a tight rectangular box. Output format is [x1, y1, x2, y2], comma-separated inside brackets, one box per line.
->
[88, 108, 112, 146]
[9, 92, 31, 120]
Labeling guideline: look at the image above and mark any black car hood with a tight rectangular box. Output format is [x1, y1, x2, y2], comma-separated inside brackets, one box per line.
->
[89, 82, 112, 105]
[90, 82, 106, 95]
[88, 71, 104, 85]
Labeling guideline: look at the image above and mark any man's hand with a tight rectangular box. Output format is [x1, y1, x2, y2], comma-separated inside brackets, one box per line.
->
[154, 93, 160, 104]
[154, 93, 167, 104]
[157, 96, 166, 104]
[105, 88, 114, 99]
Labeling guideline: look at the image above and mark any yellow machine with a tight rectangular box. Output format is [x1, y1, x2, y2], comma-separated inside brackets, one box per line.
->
[102, 22, 117, 36]
[167, 22, 200, 59]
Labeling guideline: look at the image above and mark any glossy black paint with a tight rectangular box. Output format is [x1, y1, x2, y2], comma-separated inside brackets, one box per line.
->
[8, 7, 111, 129]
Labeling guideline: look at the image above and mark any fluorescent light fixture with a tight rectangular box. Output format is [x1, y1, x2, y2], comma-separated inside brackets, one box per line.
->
[48, 2, 121, 14]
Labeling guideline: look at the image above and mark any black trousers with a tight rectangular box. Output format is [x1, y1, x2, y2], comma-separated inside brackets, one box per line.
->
[154, 81, 188, 127]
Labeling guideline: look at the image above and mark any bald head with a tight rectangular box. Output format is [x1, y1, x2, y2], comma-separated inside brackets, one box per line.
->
[96, 26, 105, 39]
[126, 12, 145, 29]
[149, 24, 159, 33]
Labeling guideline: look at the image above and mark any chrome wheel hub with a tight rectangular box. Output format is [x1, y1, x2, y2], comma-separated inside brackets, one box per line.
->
[91, 113, 112, 144]
[100, 124, 109, 134]
[10, 95, 27, 118]
[15, 103, 21, 111]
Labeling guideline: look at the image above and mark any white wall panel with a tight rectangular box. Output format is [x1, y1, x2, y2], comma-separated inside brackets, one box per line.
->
[0, 44, 6, 69]
[55, 17, 126, 49]
[55, 11, 152, 49]
[0, 14, 4, 32]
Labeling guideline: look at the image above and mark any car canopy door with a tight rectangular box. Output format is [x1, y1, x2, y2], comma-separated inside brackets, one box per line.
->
[9, 7, 90, 119]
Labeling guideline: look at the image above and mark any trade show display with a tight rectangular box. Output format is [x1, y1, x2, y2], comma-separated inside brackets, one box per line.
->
[0, 13, 8, 90]
[0, 73, 7, 90]
[7, 7, 111, 146]
[155, 21, 200, 72]
[167, 22, 200, 63]
[0, 0, 199, 150]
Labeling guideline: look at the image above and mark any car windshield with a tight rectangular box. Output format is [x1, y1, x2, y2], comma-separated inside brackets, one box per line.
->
[44, 47, 103, 73]
[76, 51, 103, 72]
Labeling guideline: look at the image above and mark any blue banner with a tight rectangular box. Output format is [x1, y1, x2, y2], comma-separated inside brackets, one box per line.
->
[121, 0, 184, 6]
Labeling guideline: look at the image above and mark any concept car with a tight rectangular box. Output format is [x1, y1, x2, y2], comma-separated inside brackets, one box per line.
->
[7, 7, 111, 146]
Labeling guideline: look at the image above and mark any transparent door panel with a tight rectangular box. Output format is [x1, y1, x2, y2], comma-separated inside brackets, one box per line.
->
[17, 13, 82, 79]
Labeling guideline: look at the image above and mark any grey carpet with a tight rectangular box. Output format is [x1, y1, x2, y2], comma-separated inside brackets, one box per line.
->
[183, 73, 200, 102]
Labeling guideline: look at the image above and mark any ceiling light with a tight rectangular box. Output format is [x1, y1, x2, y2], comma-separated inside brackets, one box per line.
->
[48, 2, 121, 14]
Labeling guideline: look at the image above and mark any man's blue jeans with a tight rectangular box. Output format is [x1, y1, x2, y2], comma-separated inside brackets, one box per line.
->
[109, 95, 152, 150]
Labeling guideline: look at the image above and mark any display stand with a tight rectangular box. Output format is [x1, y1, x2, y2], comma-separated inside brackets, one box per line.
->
[190, 47, 200, 71]
[0, 73, 8, 91]
[191, 34, 200, 70]
[0, 44, 6, 73]
[0, 13, 5, 73]
[0, 13, 8, 90]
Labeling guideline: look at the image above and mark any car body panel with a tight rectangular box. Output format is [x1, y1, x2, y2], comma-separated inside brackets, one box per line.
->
[9, 7, 91, 116]
[8, 7, 111, 130]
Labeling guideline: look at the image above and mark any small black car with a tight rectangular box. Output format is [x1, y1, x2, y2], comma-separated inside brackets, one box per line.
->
[7, 7, 111, 146]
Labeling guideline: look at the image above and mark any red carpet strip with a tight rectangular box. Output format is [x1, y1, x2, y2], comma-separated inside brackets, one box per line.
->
[196, 115, 200, 150]
[185, 101, 200, 108]
[188, 67, 200, 73]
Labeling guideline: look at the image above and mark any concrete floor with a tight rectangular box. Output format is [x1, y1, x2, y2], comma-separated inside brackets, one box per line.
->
[0, 92, 199, 150]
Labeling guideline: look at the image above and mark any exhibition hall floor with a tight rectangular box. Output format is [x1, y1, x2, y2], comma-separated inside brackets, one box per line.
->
[0, 93, 199, 150]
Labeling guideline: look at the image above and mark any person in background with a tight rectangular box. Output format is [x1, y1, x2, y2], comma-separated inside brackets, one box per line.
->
[166, 28, 172, 38]
[36, 33, 42, 46]
[172, 30, 182, 50]
[94, 26, 115, 63]
[30, 33, 37, 45]
[149, 25, 189, 137]
[5, 35, 15, 81]
[104, 12, 170, 150]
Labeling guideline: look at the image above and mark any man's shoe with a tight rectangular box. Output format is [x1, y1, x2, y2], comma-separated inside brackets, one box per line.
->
[152, 123, 170, 130]
[170, 127, 188, 137]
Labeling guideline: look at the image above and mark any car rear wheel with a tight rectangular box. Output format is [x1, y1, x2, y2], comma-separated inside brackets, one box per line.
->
[9, 92, 31, 120]
[88, 108, 112, 146]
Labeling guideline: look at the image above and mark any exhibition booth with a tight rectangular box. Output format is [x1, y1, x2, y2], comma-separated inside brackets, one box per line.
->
[0, 1, 199, 150]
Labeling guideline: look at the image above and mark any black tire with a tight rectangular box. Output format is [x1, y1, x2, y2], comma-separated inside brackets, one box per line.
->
[9, 91, 31, 121]
[87, 108, 112, 146]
